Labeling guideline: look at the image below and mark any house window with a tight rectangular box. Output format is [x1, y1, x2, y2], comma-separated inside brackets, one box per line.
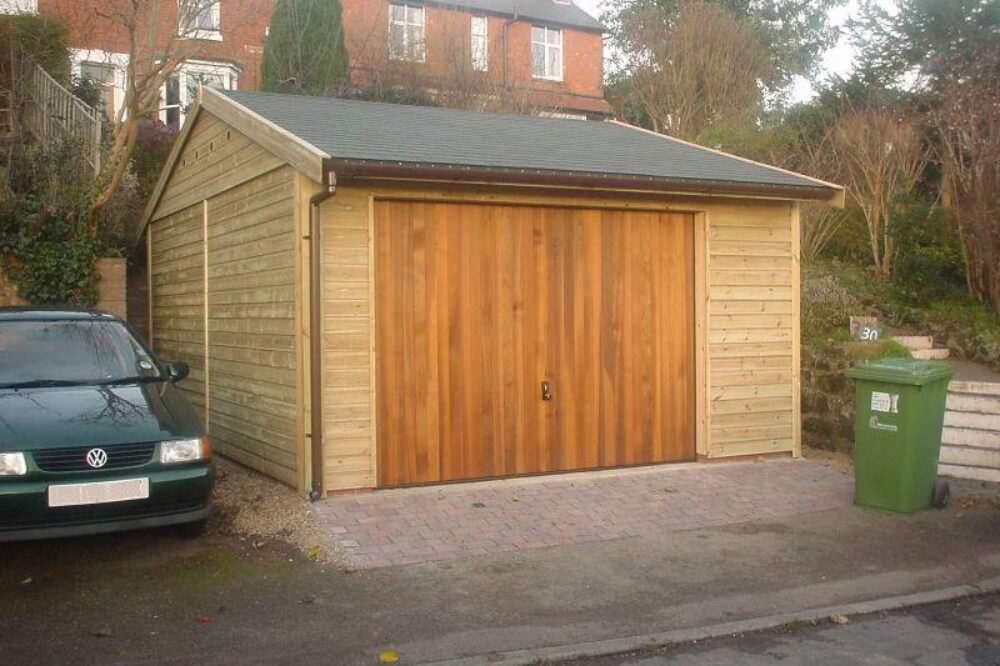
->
[177, 0, 222, 40]
[0, 0, 38, 14]
[79, 61, 116, 118]
[471, 15, 488, 71]
[531, 26, 562, 80]
[161, 62, 237, 130]
[71, 50, 129, 119]
[388, 3, 425, 62]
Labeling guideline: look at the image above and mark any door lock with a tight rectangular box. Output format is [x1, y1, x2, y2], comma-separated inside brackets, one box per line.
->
[541, 380, 553, 401]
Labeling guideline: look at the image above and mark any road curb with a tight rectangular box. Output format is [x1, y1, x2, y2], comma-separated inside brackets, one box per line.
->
[423, 576, 1000, 665]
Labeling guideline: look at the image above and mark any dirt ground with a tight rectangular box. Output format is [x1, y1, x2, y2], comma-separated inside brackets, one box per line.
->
[803, 445, 854, 476]
[210, 458, 350, 568]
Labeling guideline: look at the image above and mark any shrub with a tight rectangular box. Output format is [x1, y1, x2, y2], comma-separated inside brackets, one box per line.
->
[0, 140, 99, 306]
[801, 270, 862, 342]
[891, 202, 965, 303]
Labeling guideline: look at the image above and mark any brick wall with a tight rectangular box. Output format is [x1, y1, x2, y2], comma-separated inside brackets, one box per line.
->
[0, 258, 126, 318]
[94, 257, 126, 319]
[340, 0, 609, 115]
[37, 0, 272, 90]
[0, 265, 27, 307]
[36, 0, 608, 116]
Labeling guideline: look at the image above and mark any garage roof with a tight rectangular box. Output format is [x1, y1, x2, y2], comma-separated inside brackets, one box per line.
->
[216, 90, 840, 200]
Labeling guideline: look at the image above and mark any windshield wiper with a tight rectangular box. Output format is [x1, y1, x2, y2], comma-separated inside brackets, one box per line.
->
[0, 379, 92, 389]
[94, 375, 167, 386]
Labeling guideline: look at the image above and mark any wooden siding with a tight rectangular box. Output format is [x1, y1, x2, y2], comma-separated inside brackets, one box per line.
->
[205, 166, 300, 486]
[707, 201, 796, 457]
[152, 112, 286, 223]
[320, 185, 796, 490]
[149, 108, 304, 491]
[318, 188, 376, 491]
[150, 204, 207, 417]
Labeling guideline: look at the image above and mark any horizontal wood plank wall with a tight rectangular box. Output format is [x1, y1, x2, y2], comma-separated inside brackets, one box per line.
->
[149, 204, 207, 418]
[149, 109, 304, 491]
[319, 189, 376, 491]
[152, 112, 285, 223]
[707, 200, 796, 457]
[206, 166, 300, 487]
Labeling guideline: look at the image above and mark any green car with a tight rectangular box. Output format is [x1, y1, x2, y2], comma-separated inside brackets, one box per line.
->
[0, 308, 212, 541]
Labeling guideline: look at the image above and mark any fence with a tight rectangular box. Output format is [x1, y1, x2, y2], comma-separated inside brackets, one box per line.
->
[22, 60, 101, 174]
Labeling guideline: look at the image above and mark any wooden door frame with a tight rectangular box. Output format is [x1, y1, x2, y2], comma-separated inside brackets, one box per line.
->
[368, 192, 709, 487]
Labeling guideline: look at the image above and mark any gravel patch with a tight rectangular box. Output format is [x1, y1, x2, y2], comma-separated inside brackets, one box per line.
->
[210, 458, 351, 569]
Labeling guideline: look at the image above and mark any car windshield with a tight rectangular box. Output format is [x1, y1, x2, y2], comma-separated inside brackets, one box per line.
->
[0, 319, 160, 387]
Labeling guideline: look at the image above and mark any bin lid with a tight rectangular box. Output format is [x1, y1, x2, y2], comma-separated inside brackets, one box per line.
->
[845, 358, 954, 386]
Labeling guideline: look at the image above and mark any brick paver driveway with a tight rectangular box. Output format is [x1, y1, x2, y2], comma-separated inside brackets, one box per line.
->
[314, 459, 853, 569]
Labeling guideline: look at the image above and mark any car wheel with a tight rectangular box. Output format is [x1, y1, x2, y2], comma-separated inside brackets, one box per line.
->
[175, 518, 208, 538]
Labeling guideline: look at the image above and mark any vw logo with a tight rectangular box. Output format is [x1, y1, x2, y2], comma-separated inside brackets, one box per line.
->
[86, 448, 108, 469]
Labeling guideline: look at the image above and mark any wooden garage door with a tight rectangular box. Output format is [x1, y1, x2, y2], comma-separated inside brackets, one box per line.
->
[375, 201, 695, 486]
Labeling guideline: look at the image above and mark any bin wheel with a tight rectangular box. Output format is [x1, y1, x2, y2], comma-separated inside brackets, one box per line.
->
[933, 481, 950, 509]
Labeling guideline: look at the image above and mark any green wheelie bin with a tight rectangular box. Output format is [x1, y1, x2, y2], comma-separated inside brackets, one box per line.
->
[845, 358, 954, 513]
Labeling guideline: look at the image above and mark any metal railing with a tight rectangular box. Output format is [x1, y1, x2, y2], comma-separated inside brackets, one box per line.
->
[22, 60, 101, 174]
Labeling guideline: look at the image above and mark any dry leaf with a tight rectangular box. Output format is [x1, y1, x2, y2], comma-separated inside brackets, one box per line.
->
[379, 650, 400, 663]
[829, 613, 849, 625]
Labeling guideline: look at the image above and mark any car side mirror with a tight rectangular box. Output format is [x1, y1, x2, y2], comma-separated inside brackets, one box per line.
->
[165, 362, 190, 382]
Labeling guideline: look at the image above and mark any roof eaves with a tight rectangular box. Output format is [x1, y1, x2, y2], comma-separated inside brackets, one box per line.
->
[606, 120, 846, 207]
[136, 97, 205, 243]
[422, 0, 606, 32]
[203, 87, 329, 180]
[328, 158, 839, 201]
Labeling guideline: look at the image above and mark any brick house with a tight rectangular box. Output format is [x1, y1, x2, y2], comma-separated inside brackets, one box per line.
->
[341, 0, 611, 118]
[34, 0, 271, 129]
[26, 0, 606, 128]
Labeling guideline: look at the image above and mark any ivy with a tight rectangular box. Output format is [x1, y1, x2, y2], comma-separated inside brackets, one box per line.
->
[0, 140, 100, 307]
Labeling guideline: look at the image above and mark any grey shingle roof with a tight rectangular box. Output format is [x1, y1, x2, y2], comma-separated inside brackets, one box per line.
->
[426, 0, 604, 32]
[220, 90, 836, 194]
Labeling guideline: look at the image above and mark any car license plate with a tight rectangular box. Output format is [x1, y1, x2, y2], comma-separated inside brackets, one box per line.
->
[48, 478, 150, 508]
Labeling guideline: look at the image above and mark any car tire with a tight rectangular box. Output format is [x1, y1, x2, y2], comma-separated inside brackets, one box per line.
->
[175, 518, 208, 538]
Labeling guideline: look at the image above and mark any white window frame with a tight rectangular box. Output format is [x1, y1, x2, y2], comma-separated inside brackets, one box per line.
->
[177, 0, 222, 41]
[539, 111, 587, 120]
[531, 26, 563, 81]
[471, 15, 488, 72]
[0, 0, 37, 14]
[388, 3, 425, 63]
[159, 60, 238, 128]
[70, 49, 129, 120]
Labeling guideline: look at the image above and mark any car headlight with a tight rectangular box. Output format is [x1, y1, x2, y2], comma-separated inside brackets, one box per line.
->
[0, 452, 27, 476]
[160, 437, 210, 464]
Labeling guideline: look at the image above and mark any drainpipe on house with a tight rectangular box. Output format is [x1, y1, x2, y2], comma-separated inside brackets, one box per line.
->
[502, 9, 519, 90]
[307, 166, 337, 501]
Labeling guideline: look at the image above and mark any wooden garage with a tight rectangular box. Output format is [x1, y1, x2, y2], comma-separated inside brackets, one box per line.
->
[139, 88, 843, 496]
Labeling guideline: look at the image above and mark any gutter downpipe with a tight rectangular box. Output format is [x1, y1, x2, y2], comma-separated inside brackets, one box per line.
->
[308, 165, 337, 501]
[502, 8, 518, 89]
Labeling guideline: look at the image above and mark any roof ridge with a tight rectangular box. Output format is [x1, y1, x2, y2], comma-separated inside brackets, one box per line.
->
[222, 89, 601, 125]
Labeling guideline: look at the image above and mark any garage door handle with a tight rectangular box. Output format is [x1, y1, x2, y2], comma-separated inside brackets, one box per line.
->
[541, 380, 553, 401]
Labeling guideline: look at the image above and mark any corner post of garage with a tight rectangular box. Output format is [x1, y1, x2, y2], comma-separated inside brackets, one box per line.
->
[307, 162, 337, 500]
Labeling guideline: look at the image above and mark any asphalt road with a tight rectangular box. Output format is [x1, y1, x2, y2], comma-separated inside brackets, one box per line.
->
[574, 594, 1000, 665]
[1, 498, 997, 665]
